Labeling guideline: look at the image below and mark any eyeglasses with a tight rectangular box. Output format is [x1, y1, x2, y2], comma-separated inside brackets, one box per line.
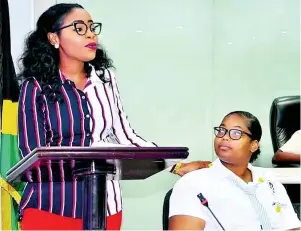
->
[54, 22, 102, 36]
[214, 127, 252, 140]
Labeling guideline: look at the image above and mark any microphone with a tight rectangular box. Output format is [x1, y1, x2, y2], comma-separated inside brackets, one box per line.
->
[197, 193, 225, 230]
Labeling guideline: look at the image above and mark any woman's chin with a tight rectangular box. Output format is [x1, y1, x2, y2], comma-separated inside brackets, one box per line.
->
[80, 53, 96, 62]
[216, 152, 233, 162]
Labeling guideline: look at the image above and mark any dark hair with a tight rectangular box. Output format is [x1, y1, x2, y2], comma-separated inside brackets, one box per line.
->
[17, 3, 113, 102]
[225, 111, 262, 162]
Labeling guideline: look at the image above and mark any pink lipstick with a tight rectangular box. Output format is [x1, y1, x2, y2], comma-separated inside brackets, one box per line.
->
[85, 42, 97, 50]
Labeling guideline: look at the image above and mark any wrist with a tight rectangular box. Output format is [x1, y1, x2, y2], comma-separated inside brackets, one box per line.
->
[172, 162, 182, 174]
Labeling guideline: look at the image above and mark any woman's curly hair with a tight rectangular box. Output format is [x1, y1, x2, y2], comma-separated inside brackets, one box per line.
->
[18, 3, 113, 102]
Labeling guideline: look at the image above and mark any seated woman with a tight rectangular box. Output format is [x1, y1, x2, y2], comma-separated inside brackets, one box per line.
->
[272, 130, 301, 165]
[168, 111, 301, 230]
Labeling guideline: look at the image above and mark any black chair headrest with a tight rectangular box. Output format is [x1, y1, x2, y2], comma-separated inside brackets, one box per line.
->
[270, 95, 300, 152]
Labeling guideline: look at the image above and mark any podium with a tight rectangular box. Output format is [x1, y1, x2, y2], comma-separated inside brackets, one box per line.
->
[6, 146, 189, 230]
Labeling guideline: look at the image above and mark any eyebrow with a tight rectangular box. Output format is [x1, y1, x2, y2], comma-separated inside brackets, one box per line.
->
[73, 19, 94, 23]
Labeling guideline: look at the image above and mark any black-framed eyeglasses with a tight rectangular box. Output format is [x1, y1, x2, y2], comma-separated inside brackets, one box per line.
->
[54, 22, 102, 36]
[214, 127, 252, 140]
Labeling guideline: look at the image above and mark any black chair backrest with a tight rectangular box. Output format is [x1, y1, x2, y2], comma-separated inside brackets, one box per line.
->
[270, 96, 300, 153]
[162, 189, 173, 230]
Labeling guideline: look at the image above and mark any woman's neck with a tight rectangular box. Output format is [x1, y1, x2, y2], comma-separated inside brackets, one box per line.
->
[59, 59, 85, 81]
[221, 160, 253, 183]
[59, 58, 87, 90]
[60, 62, 84, 80]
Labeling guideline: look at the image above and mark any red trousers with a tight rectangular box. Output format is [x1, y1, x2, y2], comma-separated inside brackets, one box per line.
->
[21, 208, 122, 230]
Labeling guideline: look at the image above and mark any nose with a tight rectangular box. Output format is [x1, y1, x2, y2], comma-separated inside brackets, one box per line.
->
[85, 29, 96, 40]
[222, 131, 230, 141]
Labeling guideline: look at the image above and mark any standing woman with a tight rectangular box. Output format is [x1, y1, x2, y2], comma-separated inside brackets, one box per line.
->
[17, 3, 154, 230]
[17, 3, 209, 230]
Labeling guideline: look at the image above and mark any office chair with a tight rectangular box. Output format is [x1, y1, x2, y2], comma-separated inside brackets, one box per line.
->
[270, 95, 300, 153]
[162, 189, 172, 230]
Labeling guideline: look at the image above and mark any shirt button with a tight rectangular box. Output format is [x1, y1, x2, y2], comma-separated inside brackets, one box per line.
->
[82, 95, 85, 100]
[86, 114, 90, 118]
[86, 133, 90, 137]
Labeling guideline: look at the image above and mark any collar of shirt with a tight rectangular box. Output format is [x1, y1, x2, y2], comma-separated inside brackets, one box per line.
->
[210, 158, 264, 186]
[58, 65, 110, 88]
[89, 67, 110, 85]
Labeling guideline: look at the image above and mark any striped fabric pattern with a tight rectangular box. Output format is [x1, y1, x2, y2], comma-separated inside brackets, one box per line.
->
[227, 175, 272, 230]
[18, 67, 155, 218]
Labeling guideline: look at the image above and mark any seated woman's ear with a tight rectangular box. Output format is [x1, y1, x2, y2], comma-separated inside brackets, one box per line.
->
[250, 140, 259, 153]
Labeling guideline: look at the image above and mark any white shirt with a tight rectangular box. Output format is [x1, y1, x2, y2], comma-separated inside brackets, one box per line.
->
[169, 159, 301, 230]
[280, 130, 301, 155]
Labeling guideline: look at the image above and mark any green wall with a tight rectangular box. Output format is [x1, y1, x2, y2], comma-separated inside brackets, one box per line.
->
[58, 0, 300, 229]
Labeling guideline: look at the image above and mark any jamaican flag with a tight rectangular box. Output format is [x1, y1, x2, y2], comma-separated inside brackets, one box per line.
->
[0, 0, 22, 229]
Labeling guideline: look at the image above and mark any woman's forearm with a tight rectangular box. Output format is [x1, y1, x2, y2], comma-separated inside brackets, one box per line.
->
[272, 150, 300, 165]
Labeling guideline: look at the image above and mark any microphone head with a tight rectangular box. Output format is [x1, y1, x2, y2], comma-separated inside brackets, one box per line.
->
[197, 193, 209, 207]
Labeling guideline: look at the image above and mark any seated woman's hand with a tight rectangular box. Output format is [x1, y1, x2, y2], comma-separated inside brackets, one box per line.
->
[175, 161, 212, 176]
